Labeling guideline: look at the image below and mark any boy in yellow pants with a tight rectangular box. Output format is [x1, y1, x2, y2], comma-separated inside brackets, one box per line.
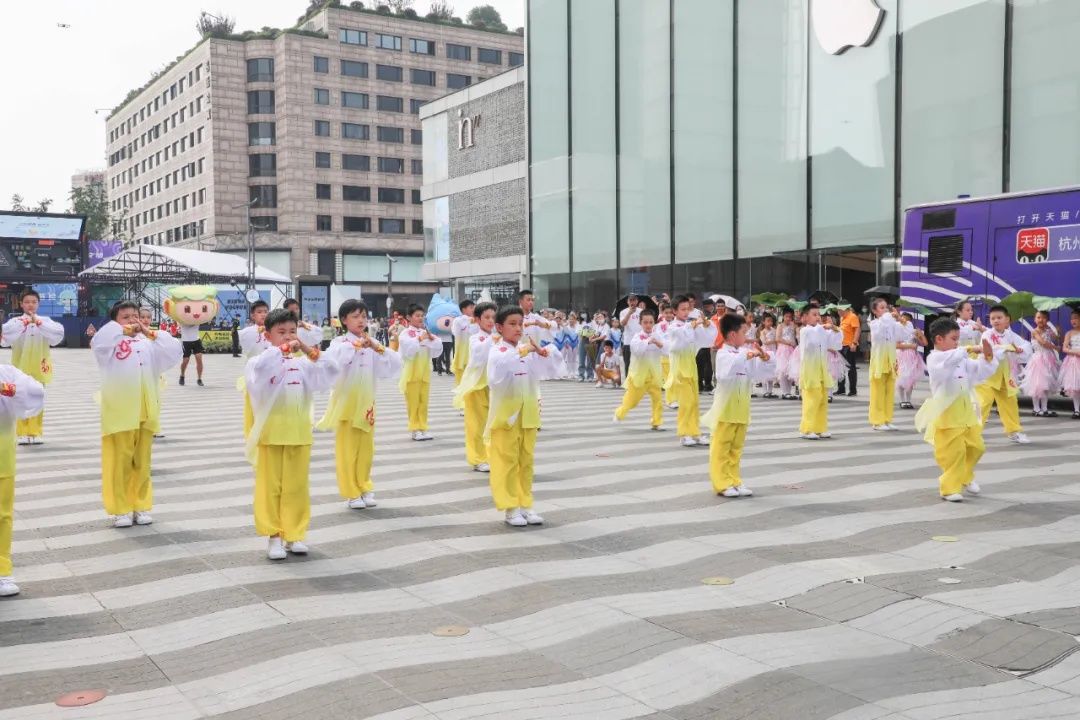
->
[664, 295, 718, 447]
[246, 308, 338, 560]
[0, 364, 45, 597]
[703, 314, 774, 497]
[91, 301, 183, 528]
[398, 304, 444, 441]
[798, 305, 843, 440]
[916, 319, 999, 501]
[237, 300, 271, 437]
[658, 302, 676, 408]
[318, 300, 401, 510]
[486, 305, 560, 527]
[450, 299, 477, 387]
[2, 289, 64, 445]
[868, 297, 900, 431]
[977, 305, 1033, 444]
[614, 308, 667, 429]
[453, 301, 497, 473]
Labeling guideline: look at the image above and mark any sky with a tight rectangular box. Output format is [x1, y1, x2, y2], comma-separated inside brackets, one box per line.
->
[0, 0, 524, 214]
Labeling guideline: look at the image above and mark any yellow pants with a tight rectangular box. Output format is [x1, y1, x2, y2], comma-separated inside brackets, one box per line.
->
[488, 417, 536, 511]
[16, 412, 43, 439]
[0, 474, 12, 576]
[977, 383, 1023, 434]
[800, 385, 829, 435]
[335, 422, 374, 499]
[661, 358, 672, 404]
[869, 373, 896, 426]
[463, 388, 489, 466]
[615, 382, 662, 427]
[254, 444, 311, 541]
[933, 425, 985, 497]
[453, 368, 463, 387]
[243, 390, 254, 438]
[709, 422, 747, 493]
[671, 377, 700, 437]
[405, 381, 430, 431]
[101, 427, 154, 515]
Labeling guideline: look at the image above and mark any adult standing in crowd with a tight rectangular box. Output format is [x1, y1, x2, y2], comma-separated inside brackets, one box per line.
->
[838, 305, 861, 396]
[619, 294, 642, 376]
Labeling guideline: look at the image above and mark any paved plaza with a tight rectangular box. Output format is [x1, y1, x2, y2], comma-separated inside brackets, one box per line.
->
[3, 351, 1080, 719]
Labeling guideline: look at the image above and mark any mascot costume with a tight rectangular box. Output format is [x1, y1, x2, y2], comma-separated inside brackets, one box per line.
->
[164, 285, 220, 386]
[426, 294, 459, 376]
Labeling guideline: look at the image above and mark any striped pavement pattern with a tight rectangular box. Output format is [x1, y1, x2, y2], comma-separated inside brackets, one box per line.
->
[2, 350, 1080, 719]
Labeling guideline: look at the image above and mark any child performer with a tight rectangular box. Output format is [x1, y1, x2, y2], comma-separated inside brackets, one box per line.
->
[596, 340, 622, 389]
[283, 298, 325, 348]
[560, 313, 581, 380]
[955, 301, 985, 348]
[1, 289, 64, 446]
[1060, 309, 1080, 419]
[977, 305, 1032, 444]
[140, 307, 168, 440]
[519, 289, 556, 345]
[658, 303, 676, 408]
[486, 306, 560, 527]
[318, 300, 400, 509]
[798, 305, 842, 440]
[916, 319, 998, 502]
[896, 312, 927, 410]
[775, 309, 798, 400]
[664, 295, 718, 447]
[91, 301, 183, 528]
[614, 308, 666, 430]
[868, 298, 901, 431]
[452, 301, 497, 473]
[0, 364, 45, 597]
[1021, 310, 1061, 417]
[703, 314, 775, 497]
[759, 314, 779, 398]
[237, 300, 271, 437]
[397, 304, 444, 441]
[450, 299, 477, 388]
[246, 309, 338, 559]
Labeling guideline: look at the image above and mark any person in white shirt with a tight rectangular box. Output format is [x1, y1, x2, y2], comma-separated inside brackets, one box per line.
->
[665, 295, 718, 447]
[614, 308, 667, 429]
[976, 305, 1033, 444]
[619, 295, 644, 376]
[397, 303, 444, 440]
[518, 289, 555, 345]
[283, 298, 326, 348]
[0, 362, 45, 597]
[798, 306, 843, 439]
[868, 298, 901, 431]
[1, 289, 64, 445]
[955, 300, 986, 348]
[450, 299, 478, 388]
[453, 301, 498, 472]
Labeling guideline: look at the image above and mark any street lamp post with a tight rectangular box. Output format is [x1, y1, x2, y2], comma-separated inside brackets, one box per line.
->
[231, 198, 259, 290]
[385, 254, 398, 317]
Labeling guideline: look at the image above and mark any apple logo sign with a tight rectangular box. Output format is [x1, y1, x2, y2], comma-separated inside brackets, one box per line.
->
[812, 0, 886, 55]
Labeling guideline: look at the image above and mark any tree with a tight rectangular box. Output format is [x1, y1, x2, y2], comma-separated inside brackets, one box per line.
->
[427, 0, 453, 20]
[69, 184, 109, 240]
[195, 11, 236, 38]
[9, 195, 52, 213]
[10, 194, 26, 212]
[466, 4, 506, 30]
[385, 0, 413, 11]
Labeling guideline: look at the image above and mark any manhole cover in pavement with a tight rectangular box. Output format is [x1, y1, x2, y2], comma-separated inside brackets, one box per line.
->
[932, 535, 959, 543]
[702, 576, 735, 586]
[432, 625, 470, 637]
[56, 690, 106, 707]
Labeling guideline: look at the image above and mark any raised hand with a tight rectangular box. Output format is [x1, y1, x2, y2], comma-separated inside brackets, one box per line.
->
[981, 338, 993, 361]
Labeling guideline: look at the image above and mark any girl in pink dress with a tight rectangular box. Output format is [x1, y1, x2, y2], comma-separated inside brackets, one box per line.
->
[1022, 310, 1061, 417]
[785, 311, 804, 399]
[1058, 309, 1080, 419]
[775, 309, 798, 400]
[895, 312, 927, 409]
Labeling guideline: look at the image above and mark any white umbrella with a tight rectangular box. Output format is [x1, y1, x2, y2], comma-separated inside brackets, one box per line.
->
[710, 294, 746, 313]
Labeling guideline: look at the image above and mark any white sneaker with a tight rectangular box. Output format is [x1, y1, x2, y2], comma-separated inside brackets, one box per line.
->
[113, 514, 133, 528]
[738, 486, 754, 497]
[346, 496, 367, 509]
[267, 537, 286, 560]
[0, 577, 20, 597]
[942, 493, 964, 502]
[818, 432, 833, 439]
[800, 433, 820, 440]
[965, 481, 981, 495]
[285, 540, 309, 554]
[884, 423, 899, 432]
[872, 425, 886, 432]
[720, 487, 740, 498]
[415, 431, 433, 441]
[612, 413, 622, 424]
[696, 435, 710, 446]
[29, 436, 43, 445]
[504, 508, 528, 527]
[133, 511, 153, 526]
[680, 436, 698, 447]
[411, 431, 422, 441]
[666, 402, 679, 409]
[1009, 432, 1031, 444]
[360, 492, 377, 507]
[16, 436, 29, 446]
[474, 463, 490, 473]
[650, 425, 663, 432]
[521, 508, 544, 525]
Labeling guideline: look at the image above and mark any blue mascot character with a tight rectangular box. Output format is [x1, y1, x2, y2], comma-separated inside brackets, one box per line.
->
[425, 294, 459, 376]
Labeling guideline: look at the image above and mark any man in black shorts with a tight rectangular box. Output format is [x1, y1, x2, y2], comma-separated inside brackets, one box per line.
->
[179, 321, 205, 386]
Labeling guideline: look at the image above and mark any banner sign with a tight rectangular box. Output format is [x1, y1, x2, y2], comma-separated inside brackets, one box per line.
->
[30, 283, 79, 317]
[299, 284, 330, 325]
[198, 330, 234, 353]
[87, 240, 123, 267]
[216, 288, 269, 326]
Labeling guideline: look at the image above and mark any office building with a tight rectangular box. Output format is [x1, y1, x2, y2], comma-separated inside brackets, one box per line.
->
[71, 170, 105, 191]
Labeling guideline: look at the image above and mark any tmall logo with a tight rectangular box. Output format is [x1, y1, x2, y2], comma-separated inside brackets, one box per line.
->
[812, 0, 886, 55]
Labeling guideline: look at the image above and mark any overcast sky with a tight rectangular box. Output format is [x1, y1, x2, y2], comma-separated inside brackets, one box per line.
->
[0, 0, 524, 214]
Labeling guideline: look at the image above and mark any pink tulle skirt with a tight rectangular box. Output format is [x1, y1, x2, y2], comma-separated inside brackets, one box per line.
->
[774, 344, 795, 379]
[1059, 355, 1080, 393]
[1021, 351, 1061, 397]
[786, 346, 802, 384]
[827, 350, 849, 382]
[896, 348, 927, 391]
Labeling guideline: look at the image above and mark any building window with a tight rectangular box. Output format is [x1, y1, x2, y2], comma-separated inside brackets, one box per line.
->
[509, 51, 524, 67]
[377, 126, 404, 143]
[379, 218, 406, 234]
[316, 183, 331, 199]
[316, 215, 332, 232]
[478, 48, 502, 64]
[410, 129, 422, 145]
[246, 90, 275, 114]
[251, 216, 277, 231]
[411, 159, 423, 175]
[378, 157, 404, 174]
[376, 33, 401, 51]
[376, 95, 404, 113]
[246, 58, 274, 82]
[248, 122, 275, 146]
[342, 122, 370, 140]
[314, 88, 330, 105]
[343, 153, 371, 171]
[341, 59, 368, 78]
[343, 216, 371, 232]
[340, 28, 367, 45]
[410, 38, 435, 55]
[315, 151, 331, 168]
[411, 189, 421, 204]
[447, 73, 471, 89]
[343, 185, 371, 201]
[410, 98, 424, 115]
[314, 56, 329, 73]
[314, 120, 331, 137]
[250, 185, 277, 209]
[411, 219, 423, 235]
[342, 91, 369, 109]
[378, 187, 405, 203]
[446, 43, 471, 61]
[410, 69, 436, 86]
[375, 65, 402, 83]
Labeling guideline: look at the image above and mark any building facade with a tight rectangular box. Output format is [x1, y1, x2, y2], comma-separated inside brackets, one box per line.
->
[420, 66, 527, 303]
[528, 0, 1080, 311]
[71, 170, 105, 191]
[105, 5, 523, 310]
